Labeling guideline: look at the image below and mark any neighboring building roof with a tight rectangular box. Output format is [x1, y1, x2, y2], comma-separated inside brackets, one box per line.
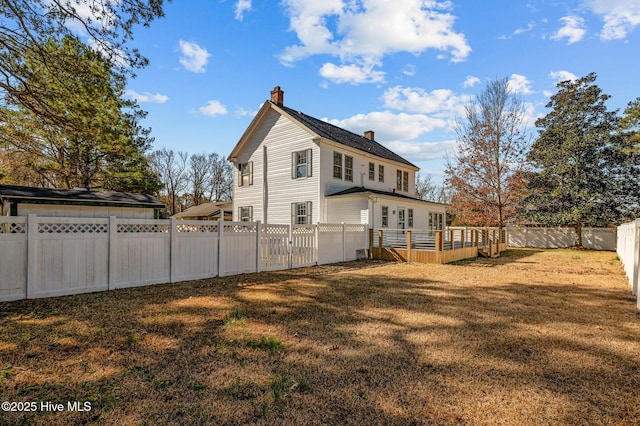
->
[0, 184, 165, 208]
[274, 101, 417, 168]
[326, 186, 449, 207]
[172, 202, 232, 219]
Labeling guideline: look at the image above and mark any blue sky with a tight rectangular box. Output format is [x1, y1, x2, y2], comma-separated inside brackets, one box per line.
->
[119, 0, 640, 181]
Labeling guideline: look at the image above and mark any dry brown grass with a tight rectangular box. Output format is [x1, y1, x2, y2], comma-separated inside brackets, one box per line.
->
[1, 248, 639, 425]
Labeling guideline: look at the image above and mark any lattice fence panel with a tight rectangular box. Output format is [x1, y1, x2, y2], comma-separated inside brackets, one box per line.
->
[117, 223, 169, 233]
[39, 223, 108, 234]
[176, 223, 218, 233]
[0, 222, 27, 234]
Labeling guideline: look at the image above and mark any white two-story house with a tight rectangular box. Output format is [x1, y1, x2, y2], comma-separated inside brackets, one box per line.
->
[228, 86, 447, 230]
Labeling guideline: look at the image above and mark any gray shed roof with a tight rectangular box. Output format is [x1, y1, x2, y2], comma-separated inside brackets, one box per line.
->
[0, 184, 165, 207]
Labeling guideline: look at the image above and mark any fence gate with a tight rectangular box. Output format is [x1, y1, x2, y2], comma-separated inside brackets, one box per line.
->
[259, 224, 316, 271]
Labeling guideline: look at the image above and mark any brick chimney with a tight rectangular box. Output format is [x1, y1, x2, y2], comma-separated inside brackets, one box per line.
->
[363, 130, 374, 140]
[270, 86, 284, 105]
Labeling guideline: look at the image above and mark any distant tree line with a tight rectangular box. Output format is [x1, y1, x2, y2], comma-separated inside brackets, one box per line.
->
[148, 148, 233, 217]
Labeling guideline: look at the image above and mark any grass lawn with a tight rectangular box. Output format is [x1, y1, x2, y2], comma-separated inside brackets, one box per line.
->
[1, 248, 639, 425]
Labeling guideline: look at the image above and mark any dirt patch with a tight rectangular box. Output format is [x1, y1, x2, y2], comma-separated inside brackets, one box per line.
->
[1, 249, 638, 425]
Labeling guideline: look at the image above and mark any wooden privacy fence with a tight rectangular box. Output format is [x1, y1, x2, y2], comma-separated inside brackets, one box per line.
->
[616, 219, 640, 310]
[369, 227, 507, 264]
[0, 215, 366, 302]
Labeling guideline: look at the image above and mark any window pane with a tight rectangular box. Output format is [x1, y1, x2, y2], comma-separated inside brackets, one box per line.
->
[369, 162, 375, 180]
[396, 170, 402, 190]
[403, 171, 409, 192]
[345, 156, 353, 182]
[379, 165, 384, 182]
[333, 152, 342, 179]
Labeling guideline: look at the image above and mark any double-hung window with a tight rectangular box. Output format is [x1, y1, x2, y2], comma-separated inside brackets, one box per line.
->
[345, 155, 353, 182]
[292, 149, 312, 179]
[396, 170, 402, 191]
[381, 206, 389, 227]
[333, 152, 342, 179]
[368, 162, 375, 181]
[408, 208, 414, 228]
[239, 206, 253, 222]
[291, 201, 312, 225]
[378, 165, 384, 183]
[238, 162, 253, 187]
[403, 171, 409, 192]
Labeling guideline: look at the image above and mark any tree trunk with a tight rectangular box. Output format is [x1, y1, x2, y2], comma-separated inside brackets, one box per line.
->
[574, 223, 583, 247]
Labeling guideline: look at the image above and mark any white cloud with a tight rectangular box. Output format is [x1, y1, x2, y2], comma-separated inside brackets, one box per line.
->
[319, 62, 385, 84]
[327, 111, 448, 141]
[402, 65, 416, 76]
[198, 100, 228, 117]
[382, 86, 469, 118]
[125, 90, 169, 104]
[549, 70, 578, 84]
[235, 0, 252, 21]
[463, 75, 480, 88]
[178, 40, 211, 73]
[551, 15, 587, 44]
[508, 74, 534, 95]
[385, 140, 457, 161]
[279, 0, 470, 83]
[584, 0, 640, 40]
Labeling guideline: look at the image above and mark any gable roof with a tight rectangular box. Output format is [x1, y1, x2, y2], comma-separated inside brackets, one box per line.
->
[274, 102, 417, 168]
[172, 202, 232, 219]
[326, 186, 449, 207]
[0, 184, 165, 208]
[229, 96, 417, 169]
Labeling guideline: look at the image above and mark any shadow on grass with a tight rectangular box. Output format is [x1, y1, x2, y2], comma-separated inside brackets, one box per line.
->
[0, 251, 638, 425]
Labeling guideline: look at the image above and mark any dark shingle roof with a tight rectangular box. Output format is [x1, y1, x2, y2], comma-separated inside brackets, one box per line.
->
[0, 184, 165, 207]
[327, 186, 448, 206]
[274, 101, 417, 168]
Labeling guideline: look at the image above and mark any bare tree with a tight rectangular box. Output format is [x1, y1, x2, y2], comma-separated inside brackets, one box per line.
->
[149, 148, 188, 215]
[445, 77, 530, 230]
[207, 153, 233, 202]
[187, 154, 211, 207]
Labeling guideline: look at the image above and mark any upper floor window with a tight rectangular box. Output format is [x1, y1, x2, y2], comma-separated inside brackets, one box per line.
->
[292, 201, 312, 225]
[368, 162, 375, 181]
[239, 162, 253, 187]
[333, 152, 342, 179]
[378, 165, 384, 183]
[345, 155, 353, 182]
[403, 171, 409, 192]
[292, 149, 312, 179]
[396, 170, 402, 191]
[239, 206, 253, 222]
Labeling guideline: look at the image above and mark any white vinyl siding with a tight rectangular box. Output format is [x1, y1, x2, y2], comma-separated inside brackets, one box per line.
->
[233, 110, 320, 223]
[326, 197, 368, 224]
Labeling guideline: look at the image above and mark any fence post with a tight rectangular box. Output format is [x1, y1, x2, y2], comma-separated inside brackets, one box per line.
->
[108, 216, 117, 291]
[633, 219, 640, 297]
[369, 228, 374, 259]
[407, 230, 412, 262]
[315, 223, 320, 265]
[26, 214, 38, 299]
[435, 230, 443, 263]
[170, 217, 177, 283]
[342, 222, 346, 262]
[256, 220, 262, 273]
[217, 219, 224, 277]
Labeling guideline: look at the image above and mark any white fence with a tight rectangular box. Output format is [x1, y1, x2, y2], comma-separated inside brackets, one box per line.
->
[617, 220, 639, 309]
[0, 216, 366, 302]
[507, 226, 617, 251]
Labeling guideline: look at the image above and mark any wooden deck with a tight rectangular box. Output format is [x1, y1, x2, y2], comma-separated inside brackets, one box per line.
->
[369, 228, 507, 264]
